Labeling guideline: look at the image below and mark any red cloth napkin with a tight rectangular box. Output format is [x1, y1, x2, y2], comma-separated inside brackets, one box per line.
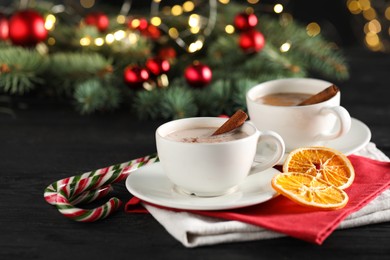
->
[125, 155, 390, 245]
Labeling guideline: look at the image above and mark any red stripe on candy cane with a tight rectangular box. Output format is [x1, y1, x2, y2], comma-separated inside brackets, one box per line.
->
[44, 154, 158, 222]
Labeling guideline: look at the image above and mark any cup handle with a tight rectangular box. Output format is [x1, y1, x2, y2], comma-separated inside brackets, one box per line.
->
[251, 130, 285, 173]
[317, 106, 351, 141]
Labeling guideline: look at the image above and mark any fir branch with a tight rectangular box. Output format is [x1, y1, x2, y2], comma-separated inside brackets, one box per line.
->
[231, 78, 261, 111]
[47, 52, 113, 93]
[103, 84, 122, 111]
[48, 52, 113, 79]
[258, 43, 307, 77]
[229, 46, 306, 82]
[0, 46, 47, 94]
[206, 26, 306, 83]
[48, 23, 79, 51]
[74, 80, 104, 114]
[133, 85, 199, 120]
[206, 34, 247, 72]
[207, 10, 349, 82]
[194, 80, 235, 116]
[133, 89, 163, 120]
[73, 79, 121, 114]
[258, 15, 349, 80]
[160, 86, 198, 119]
[296, 41, 349, 80]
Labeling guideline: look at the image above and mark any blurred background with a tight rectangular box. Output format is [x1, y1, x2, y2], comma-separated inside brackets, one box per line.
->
[2, 0, 388, 50]
[0, 0, 389, 119]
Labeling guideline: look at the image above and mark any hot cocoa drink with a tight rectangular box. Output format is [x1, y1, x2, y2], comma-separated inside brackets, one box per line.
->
[255, 92, 312, 106]
[156, 117, 285, 196]
[165, 127, 249, 143]
[246, 78, 350, 152]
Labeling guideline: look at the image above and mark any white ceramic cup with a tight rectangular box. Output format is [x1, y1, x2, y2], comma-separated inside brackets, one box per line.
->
[246, 78, 351, 152]
[155, 117, 285, 197]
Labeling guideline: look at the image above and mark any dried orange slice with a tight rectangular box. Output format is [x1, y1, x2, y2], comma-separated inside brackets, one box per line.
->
[283, 147, 355, 190]
[271, 172, 349, 210]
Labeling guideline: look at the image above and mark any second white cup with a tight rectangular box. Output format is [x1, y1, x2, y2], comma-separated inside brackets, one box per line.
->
[246, 78, 351, 152]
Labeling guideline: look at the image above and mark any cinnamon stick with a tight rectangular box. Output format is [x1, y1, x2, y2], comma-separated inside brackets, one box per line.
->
[212, 109, 248, 136]
[298, 85, 339, 106]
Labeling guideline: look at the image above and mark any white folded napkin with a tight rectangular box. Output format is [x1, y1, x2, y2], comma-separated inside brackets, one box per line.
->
[142, 143, 390, 248]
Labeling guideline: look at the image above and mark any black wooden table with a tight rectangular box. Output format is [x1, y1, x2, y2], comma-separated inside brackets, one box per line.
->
[1, 47, 389, 259]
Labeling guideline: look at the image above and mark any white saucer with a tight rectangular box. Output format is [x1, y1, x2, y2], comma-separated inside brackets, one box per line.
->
[125, 163, 280, 210]
[278, 118, 371, 163]
[324, 117, 371, 155]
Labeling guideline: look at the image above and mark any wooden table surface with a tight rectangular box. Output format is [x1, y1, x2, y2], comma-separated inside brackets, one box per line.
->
[1, 47, 389, 259]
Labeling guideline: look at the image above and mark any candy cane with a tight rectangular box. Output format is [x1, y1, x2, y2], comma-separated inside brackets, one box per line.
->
[44, 154, 159, 222]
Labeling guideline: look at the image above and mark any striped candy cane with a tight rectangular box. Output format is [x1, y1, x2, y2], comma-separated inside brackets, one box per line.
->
[44, 154, 159, 222]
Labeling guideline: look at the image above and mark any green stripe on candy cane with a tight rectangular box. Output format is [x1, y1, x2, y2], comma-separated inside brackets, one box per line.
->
[70, 185, 112, 205]
[44, 154, 159, 222]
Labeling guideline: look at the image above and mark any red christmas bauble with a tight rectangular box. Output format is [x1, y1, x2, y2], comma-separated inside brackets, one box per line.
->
[137, 18, 149, 31]
[127, 18, 148, 31]
[234, 13, 258, 31]
[184, 63, 212, 88]
[84, 12, 109, 32]
[0, 15, 9, 40]
[9, 10, 48, 46]
[239, 30, 265, 53]
[143, 24, 161, 40]
[146, 57, 170, 76]
[123, 66, 150, 89]
[128, 18, 160, 40]
[158, 46, 177, 60]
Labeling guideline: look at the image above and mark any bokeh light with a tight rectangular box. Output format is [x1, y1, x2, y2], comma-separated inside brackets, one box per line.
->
[306, 22, 321, 37]
[274, 4, 284, 14]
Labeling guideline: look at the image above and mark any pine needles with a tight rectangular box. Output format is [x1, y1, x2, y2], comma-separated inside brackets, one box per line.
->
[0, 46, 47, 94]
[74, 79, 121, 114]
[133, 84, 198, 120]
[0, 3, 350, 118]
